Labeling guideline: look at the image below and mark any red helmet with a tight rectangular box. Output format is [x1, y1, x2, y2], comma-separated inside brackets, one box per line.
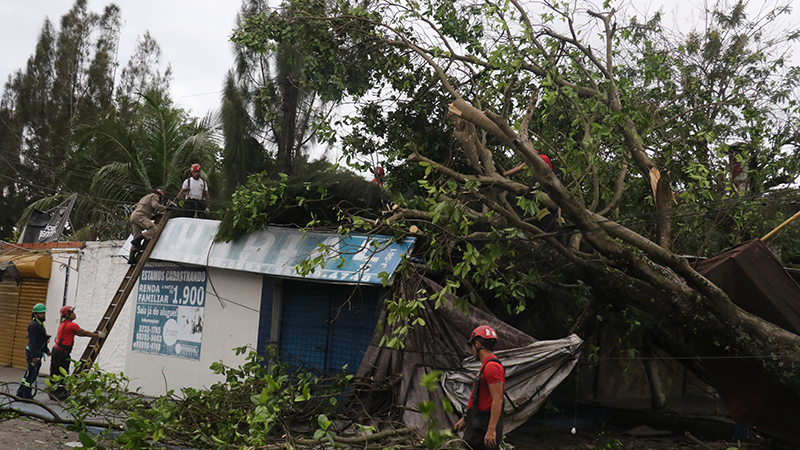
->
[468, 325, 498, 345]
[539, 153, 553, 170]
[374, 166, 385, 176]
[191, 164, 201, 172]
[154, 188, 164, 197]
[60, 305, 75, 317]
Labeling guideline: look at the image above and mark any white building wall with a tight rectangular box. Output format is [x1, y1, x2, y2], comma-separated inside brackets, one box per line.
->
[43, 241, 132, 375]
[123, 266, 262, 396]
[39, 242, 264, 397]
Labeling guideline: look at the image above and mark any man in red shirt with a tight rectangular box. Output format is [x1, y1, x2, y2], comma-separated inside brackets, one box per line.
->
[49, 306, 105, 400]
[454, 325, 505, 450]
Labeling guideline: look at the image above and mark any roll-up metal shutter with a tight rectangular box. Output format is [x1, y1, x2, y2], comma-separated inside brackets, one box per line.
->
[0, 280, 21, 366]
[10, 279, 50, 369]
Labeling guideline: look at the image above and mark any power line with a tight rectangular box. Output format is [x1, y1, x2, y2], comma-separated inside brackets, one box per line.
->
[175, 90, 223, 99]
[1, 163, 797, 233]
[3, 152, 800, 242]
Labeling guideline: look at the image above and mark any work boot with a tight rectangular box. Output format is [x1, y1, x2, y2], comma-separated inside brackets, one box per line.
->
[50, 387, 69, 401]
[130, 235, 146, 250]
[128, 249, 139, 265]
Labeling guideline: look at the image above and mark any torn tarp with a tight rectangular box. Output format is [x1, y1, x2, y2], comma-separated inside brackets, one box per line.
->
[356, 274, 582, 431]
[442, 334, 582, 431]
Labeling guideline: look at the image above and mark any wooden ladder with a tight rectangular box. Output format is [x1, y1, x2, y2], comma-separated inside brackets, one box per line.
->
[74, 210, 172, 374]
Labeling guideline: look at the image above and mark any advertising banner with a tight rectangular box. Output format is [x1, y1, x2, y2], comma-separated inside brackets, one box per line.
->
[132, 267, 207, 360]
[133, 218, 415, 285]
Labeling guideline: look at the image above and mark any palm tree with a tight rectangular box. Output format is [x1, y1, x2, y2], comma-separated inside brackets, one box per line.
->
[88, 89, 220, 204]
[222, 0, 334, 193]
[18, 89, 223, 239]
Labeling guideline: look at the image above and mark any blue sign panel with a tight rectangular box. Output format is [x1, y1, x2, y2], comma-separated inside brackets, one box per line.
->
[142, 219, 415, 285]
[132, 267, 206, 360]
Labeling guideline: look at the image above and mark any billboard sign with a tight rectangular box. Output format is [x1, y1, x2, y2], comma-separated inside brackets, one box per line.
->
[132, 267, 207, 360]
[135, 219, 415, 285]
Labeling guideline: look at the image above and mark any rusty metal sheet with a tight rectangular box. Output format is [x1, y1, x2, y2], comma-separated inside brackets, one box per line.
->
[695, 239, 800, 335]
[694, 239, 800, 446]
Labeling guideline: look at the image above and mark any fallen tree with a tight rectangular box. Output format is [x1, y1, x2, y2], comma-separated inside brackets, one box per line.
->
[230, 0, 800, 444]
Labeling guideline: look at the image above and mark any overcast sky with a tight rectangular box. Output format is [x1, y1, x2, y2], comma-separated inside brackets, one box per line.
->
[2, 1, 799, 128]
[1, 0, 241, 117]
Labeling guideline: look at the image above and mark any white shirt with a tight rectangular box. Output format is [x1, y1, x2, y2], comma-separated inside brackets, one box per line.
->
[182, 177, 208, 200]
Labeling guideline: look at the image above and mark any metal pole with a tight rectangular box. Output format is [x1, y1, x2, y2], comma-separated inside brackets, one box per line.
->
[762, 210, 800, 242]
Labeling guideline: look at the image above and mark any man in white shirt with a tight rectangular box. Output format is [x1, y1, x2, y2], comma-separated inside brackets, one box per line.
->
[175, 163, 210, 218]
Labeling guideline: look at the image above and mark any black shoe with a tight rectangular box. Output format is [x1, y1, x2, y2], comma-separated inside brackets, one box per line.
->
[128, 250, 139, 265]
[51, 387, 69, 401]
[130, 236, 146, 250]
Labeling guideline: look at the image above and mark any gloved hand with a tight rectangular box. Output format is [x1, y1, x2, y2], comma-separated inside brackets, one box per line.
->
[97, 331, 107, 339]
[205, 207, 210, 215]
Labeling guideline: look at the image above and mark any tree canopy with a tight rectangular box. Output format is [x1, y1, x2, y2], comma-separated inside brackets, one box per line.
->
[0, 0, 221, 240]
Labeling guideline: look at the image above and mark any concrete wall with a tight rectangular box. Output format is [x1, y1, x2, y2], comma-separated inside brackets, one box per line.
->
[123, 266, 262, 396]
[40, 242, 264, 397]
[43, 241, 131, 375]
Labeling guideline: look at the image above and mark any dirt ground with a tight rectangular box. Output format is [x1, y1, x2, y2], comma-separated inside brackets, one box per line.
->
[0, 416, 762, 450]
[0, 417, 119, 450]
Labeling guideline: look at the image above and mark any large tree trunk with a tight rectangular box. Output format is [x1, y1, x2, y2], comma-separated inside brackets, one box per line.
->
[275, 76, 299, 176]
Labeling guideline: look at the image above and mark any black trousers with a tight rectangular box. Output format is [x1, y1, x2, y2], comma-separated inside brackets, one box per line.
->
[185, 199, 206, 218]
[49, 346, 72, 399]
[16, 349, 41, 399]
[462, 407, 503, 450]
[50, 346, 71, 378]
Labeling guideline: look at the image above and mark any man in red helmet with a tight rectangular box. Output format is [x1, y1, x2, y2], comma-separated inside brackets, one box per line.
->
[371, 166, 385, 186]
[454, 325, 505, 450]
[175, 163, 210, 218]
[128, 188, 169, 264]
[49, 306, 105, 400]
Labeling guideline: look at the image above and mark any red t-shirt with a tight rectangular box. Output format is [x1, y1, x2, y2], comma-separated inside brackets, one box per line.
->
[56, 320, 81, 348]
[467, 358, 505, 411]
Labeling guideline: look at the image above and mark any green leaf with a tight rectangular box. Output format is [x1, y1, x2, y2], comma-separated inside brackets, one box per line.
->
[419, 370, 442, 391]
[78, 431, 97, 448]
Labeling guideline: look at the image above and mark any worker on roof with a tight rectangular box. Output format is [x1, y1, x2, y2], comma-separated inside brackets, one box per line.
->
[175, 163, 210, 219]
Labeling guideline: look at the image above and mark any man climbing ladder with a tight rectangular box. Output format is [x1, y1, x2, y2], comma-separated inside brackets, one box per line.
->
[129, 188, 170, 264]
